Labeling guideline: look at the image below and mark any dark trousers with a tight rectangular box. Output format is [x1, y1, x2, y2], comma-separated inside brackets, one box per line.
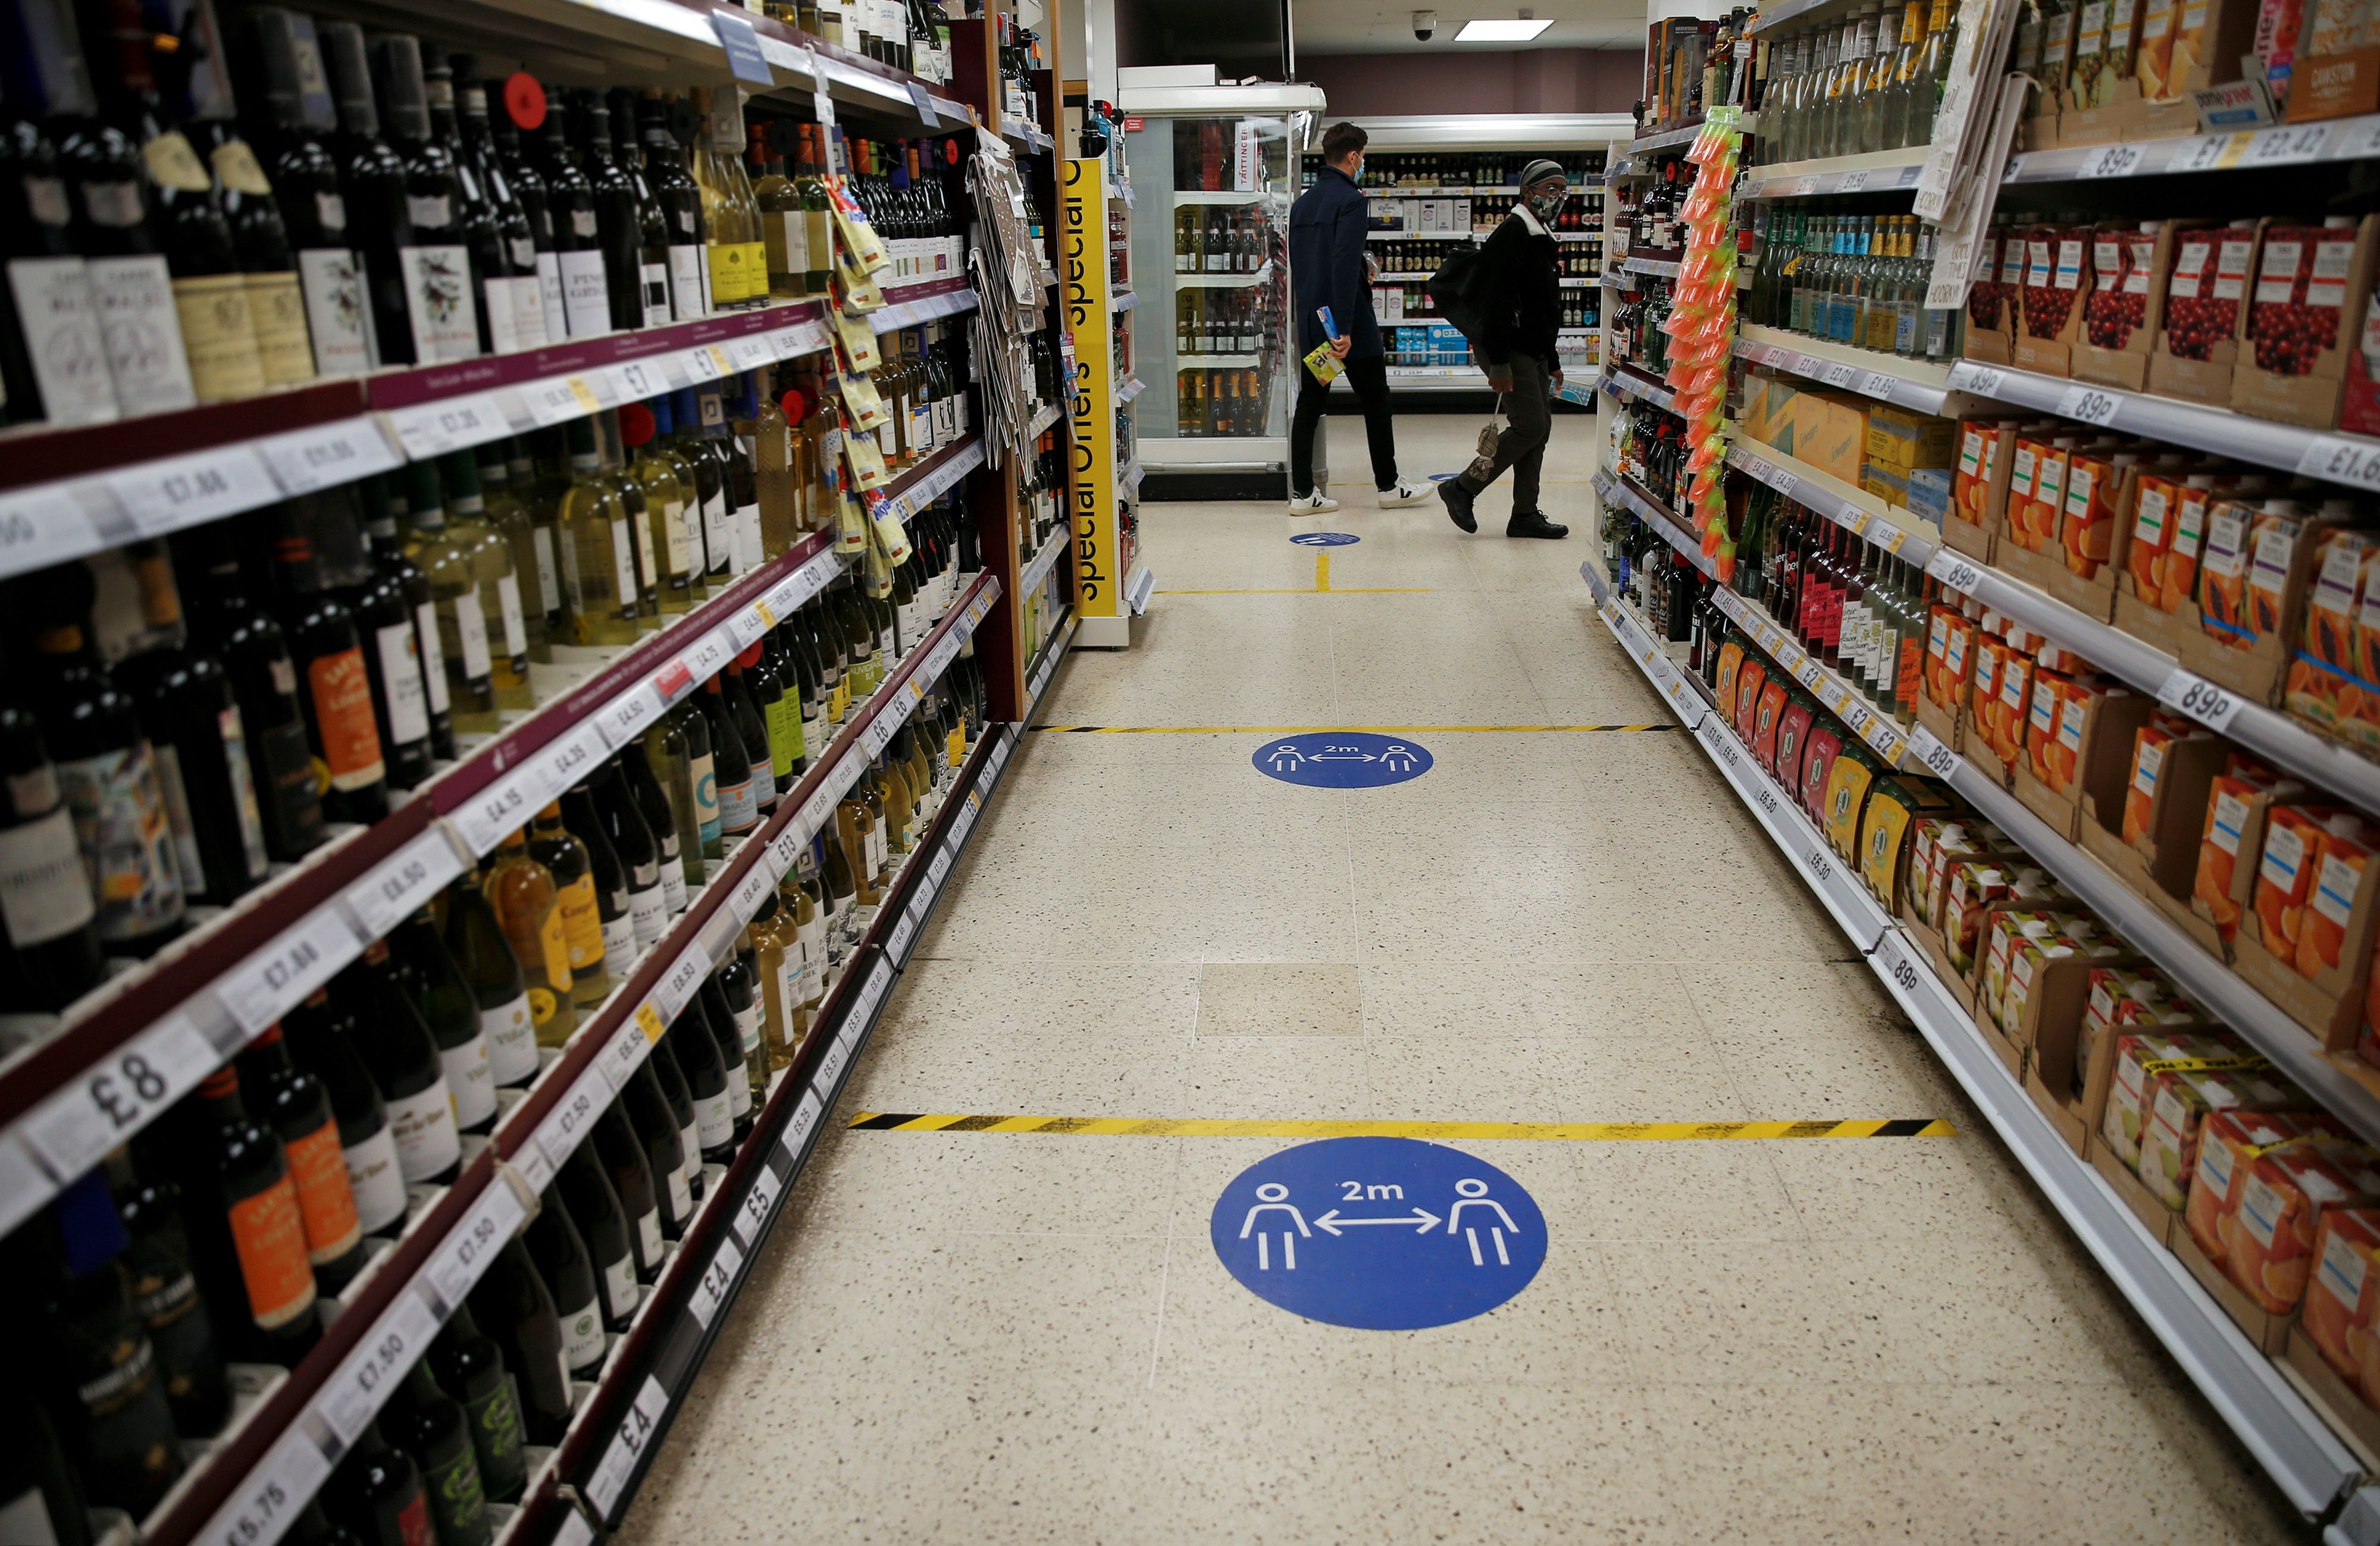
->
[1290, 354, 1398, 497]
[1455, 353, 1551, 514]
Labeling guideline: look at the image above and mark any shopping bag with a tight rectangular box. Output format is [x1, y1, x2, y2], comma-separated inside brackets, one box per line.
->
[1465, 399, 1505, 482]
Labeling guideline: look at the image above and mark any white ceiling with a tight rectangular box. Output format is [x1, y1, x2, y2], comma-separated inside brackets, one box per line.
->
[1292, 0, 1649, 54]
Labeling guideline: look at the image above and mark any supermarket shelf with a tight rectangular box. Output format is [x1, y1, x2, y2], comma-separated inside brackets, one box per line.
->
[1020, 527, 1069, 594]
[869, 277, 979, 332]
[1725, 441, 1940, 566]
[0, 302, 837, 582]
[1119, 460, 1147, 496]
[1625, 118, 1711, 155]
[1117, 375, 1146, 404]
[1739, 145, 1931, 199]
[164, 569, 1003, 1546]
[1736, 324, 1969, 415]
[1111, 288, 1138, 313]
[1557, 231, 1603, 241]
[1558, 275, 1601, 289]
[1366, 230, 1478, 242]
[1591, 466, 1686, 532]
[1583, 559, 2368, 1520]
[1941, 358, 2380, 497]
[1619, 255, 1680, 278]
[1600, 363, 1676, 411]
[1171, 189, 1289, 204]
[1746, 0, 1835, 32]
[1004, 118, 1055, 153]
[1176, 262, 1274, 288]
[2002, 115, 2380, 184]
[1024, 609, 1079, 723]
[1179, 353, 1264, 368]
[1027, 398, 1064, 438]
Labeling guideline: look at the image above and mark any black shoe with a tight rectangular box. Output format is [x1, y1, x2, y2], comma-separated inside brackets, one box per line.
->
[1507, 509, 1569, 540]
[1440, 479, 1477, 533]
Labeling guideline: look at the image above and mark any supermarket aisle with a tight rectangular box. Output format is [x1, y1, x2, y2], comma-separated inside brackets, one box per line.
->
[619, 415, 2307, 1544]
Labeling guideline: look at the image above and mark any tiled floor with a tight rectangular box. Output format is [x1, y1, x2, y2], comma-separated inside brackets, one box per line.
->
[618, 415, 2312, 1544]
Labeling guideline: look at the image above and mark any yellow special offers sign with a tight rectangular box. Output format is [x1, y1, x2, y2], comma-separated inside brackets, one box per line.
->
[1062, 158, 1116, 621]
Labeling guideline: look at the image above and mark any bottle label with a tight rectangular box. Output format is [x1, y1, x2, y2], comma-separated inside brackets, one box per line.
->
[694, 1087, 732, 1149]
[749, 757, 775, 811]
[664, 1161, 693, 1225]
[343, 1123, 410, 1234]
[244, 270, 315, 385]
[558, 872, 605, 969]
[690, 750, 720, 845]
[609, 518, 640, 609]
[483, 992, 538, 1083]
[0, 805, 95, 948]
[226, 1172, 318, 1328]
[635, 1206, 663, 1268]
[284, 1114, 364, 1265]
[629, 883, 666, 948]
[482, 272, 530, 356]
[537, 252, 568, 343]
[602, 1252, 639, 1322]
[495, 573, 529, 664]
[408, 194, 454, 228]
[309, 645, 388, 792]
[600, 901, 636, 968]
[707, 241, 748, 306]
[441, 1030, 498, 1127]
[560, 249, 612, 337]
[559, 1293, 607, 1371]
[55, 744, 183, 943]
[399, 244, 481, 363]
[451, 587, 495, 687]
[702, 488, 732, 579]
[462, 1376, 526, 1487]
[384, 1077, 462, 1182]
[171, 268, 268, 402]
[212, 707, 271, 885]
[533, 529, 562, 620]
[662, 498, 694, 575]
[735, 502, 762, 574]
[412, 603, 452, 717]
[87, 258, 195, 416]
[506, 274, 549, 350]
[641, 261, 671, 329]
[6, 255, 120, 425]
[716, 769, 757, 835]
[668, 245, 707, 321]
[375, 620, 434, 747]
[418, 1438, 488, 1546]
[766, 694, 800, 779]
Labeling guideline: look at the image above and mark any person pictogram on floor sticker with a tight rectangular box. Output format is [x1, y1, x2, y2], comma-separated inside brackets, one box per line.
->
[1266, 744, 1305, 773]
[1380, 744, 1417, 773]
[1447, 1177, 1522, 1267]
[1239, 1182, 1309, 1271]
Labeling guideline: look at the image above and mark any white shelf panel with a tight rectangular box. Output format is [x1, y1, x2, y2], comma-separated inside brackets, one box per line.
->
[2005, 116, 2380, 183]
[1175, 261, 1274, 289]
[1736, 325, 1965, 415]
[1740, 146, 1931, 199]
[1724, 443, 1940, 567]
[1599, 365, 1676, 411]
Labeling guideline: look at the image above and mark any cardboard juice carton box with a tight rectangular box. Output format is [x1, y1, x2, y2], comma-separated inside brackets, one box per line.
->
[2285, 528, 2378, 730]
[2186, 1108, 2321, 1261]
[2301, 1207, 2380, 1394]
[2221, 1137, 2380, 1313]
[2138, 1061, 2312, 1212]
[2102, 1030, 2243, 1165]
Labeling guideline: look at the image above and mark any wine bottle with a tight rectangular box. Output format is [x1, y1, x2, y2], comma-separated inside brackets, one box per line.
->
[381, 1359, 490, 1546]
[450, 57, 545, 353]
[478, 835, 577, 1045]
[588, 760, 665, 950]
[315, 22, 421, 365]
[746, 887, 799, 1071]
[235, 8, 372, 377]
[367, 35, 478, 361]
[668, 994, 734, 1165]
[576, 92, 644, 331]
[445, 877, 538, 1088]
[552, 416, 643, 644]
[0, 48, 119, 426]
[555, 1143, 637, 1331]
[528, 801, 608, 1008]
[560, 787, 634, 980]
[186, 1066, 321, 1360]
[700, 967, 757, 1137]
[234, 1025, 367, 1293]
[10, 567, 186, 954]
[104, 1143, 230, 1437]
[0, 691, 105, 1009]
[324, 1419, 434, 1546]
[21, 1171, 184, 1517]
[536, 95, 608, 338]
[438, 451, 533, 712]
[620, 399, 694, 617]
[638, 92, 705, 319]
[266, 528, 392, 826]
[173, 528, 328, 859]
[523, 1186, 606, 1378]
[475, 442, 552, 666]
[390, 908, 497, 1136]
[123, 641, 271, 907]
[644, 1040, 703, 1210]
[337, 478, 440, 782]
[184, 59, 315, 391]
[465, 1239, 571, 1445]
[654, 696, 719, 864]
[621, 1061, 693, 1237]
[401, 459, 499, 735]
[422, 53, 522, 360]
[588, 1103, 664, 1282]
[339, 941, 462, 1186]
[699, 673, 756, 841]
[424, 1302, 527, 1505]
[282, 987, 409, 1235]
[481, 68, 564, 345]
[605, 88, 670, 330]
[617, 741, 687, 916]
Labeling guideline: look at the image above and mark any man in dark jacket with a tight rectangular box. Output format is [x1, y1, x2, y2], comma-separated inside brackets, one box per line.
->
[1286, 121, 1428, 516]
[1440, 158, 1570, 540]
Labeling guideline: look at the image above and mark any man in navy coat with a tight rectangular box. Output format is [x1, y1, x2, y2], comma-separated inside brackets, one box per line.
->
[1286, 121, 1428, 516]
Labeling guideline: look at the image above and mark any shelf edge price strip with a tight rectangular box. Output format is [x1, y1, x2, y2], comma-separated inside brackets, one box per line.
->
[585, 1375, 673, 1519]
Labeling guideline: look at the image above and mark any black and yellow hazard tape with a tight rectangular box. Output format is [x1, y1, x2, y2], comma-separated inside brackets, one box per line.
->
[846, 1114, 1953, 1140]
[1029, 724, 1678, 734]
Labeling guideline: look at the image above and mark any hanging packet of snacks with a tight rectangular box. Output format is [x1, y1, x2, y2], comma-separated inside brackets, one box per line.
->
[831, 308, 884, 373]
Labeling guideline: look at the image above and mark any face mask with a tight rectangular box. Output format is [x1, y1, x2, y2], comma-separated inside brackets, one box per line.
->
[1527, 187, 1565, 222]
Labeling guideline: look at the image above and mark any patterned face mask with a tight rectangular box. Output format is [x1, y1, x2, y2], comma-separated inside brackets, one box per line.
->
[1526, 186, 1566, 223]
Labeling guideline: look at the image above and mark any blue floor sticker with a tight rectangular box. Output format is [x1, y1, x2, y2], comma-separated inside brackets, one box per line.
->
[1211, 1138, 1546, 1330]
[1290, 532, 1360, 546]
[1253, 732, 1431, 788]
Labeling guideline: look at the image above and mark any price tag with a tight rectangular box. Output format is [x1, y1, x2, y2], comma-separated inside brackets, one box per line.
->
[729, 864, 775, 925]
[656, 943, 710, 1018]
[218, 908, 364, 1037]
[538, 725, 603, 799]
[850, 957, 892, 1025]
[1792, 352, 1826, 378]
[2296, 433, 2380, 493]
[599, 1020, 650, 1090]
[732, 1162, 784, 1247]
[2055, 382, 2124, 426]
[533, 1070, 610, 1171]
[0, 484, 98, 579]
[1872, 929, 1925, 995]
[584, 1375, 671, 1519]
[198, 1432, 331, 1546]
[107, 446, 278, 536]
[719, 606, 766, 651]
[553, 1508, 596, 1546]
[812, 1018, 854, 1092]
[452, 768, 547, 855]
[1925, 548, 1984, 594]
[611, 358, 666, 400]
[1869, 522, 1909, 556]
[1949, 361, 2005, 398]
[593, 682, 668, 750]
[346, 829, 467, 941]
[682, 629, 735, 682]
[887, 902, 920, 963]
[634, 1001, 668, 1045]
[2167, 131, 2240, 174]
[1820, 360, 1859, 389]
[1858, 371, 1900, 402]
[728, 335, 774, 372]
[785, 1089, 825, 1156]
[426, 1180, 526, 1309]
[384, 393, 512, 459]
[19, 1011, 216, 1180]
[685, 1235, 746, 1329]
[768, 326, 810, 359]
[259, 416, 401, 496]
[1792, 658, 1824, 689]
[2250, 122, 2333, 165]
[1803, 846, 1837, 883]
[2081, 142, 2146, 178]
[1909, 723, 1961, 781]
[320, 1288, 440, 1444]
[2158, 667, 2245, 733]
[1836, 169, 1871, 193]
[521, 375, 602, 427]
[765, 824, 806, 879]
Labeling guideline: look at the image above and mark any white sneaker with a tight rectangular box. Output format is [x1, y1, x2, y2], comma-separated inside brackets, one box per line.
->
[1287, 491, 1340, 515]
[1379, 480, 1431, 507]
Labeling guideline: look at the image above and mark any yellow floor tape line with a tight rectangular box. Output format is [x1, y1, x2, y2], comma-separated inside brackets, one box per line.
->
[848, 1114, 1954, 1140]
[1032, 724, 1676, 733]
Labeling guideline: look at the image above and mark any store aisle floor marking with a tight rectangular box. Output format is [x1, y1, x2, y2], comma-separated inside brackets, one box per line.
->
[1032, 724, 1678, 733]
[849, 1114, 1955, 1140]
[1156, 553, 1431, 596]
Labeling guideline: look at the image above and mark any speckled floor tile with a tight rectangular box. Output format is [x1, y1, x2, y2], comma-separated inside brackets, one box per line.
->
[1565, 1140, 1809, 1242]
[1358, 960, 1706, 1039]
[1197, 962, 1363, 1036]
[1379, 1382, 1683, 1544]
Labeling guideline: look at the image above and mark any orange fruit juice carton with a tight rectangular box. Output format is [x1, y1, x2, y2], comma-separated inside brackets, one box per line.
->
[2128, 467, 2188, 604]
[2186, 1108, 2321, 1262]
[2002, 436, 2054, 553]
[2301, 1207, 2380, 1395]
[2194, 497, 2260, 648]
[2221, 1137, 2380, 1315]
[1924, 601, 1977, 713]
[2285, 528, 2377, 730]
[2290, 815, 2380, 980]
[1909, 819, 2015, 929]
[2139, 1061, 2309, 1212]
[2247, 504, 2319, 642]
[2251, 802, 2353, 962]
[2102, 1030, 2242, 1165]
[2346, 542, 2380, 753]
[1983, 910, 2071, 1015]
[2060, 448, 2129, 579]
[2024, 667, 2072, 785]
[1988, 648, 2037, 767]
[2122, 712, 2206, 845]
[2078, 967, 2208, 1096]
[2194, 757, 2306, 943]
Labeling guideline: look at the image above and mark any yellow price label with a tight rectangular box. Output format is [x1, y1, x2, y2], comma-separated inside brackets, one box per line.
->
[707, 346, 734, 375]
[635, 1002, 666, 1043]
[566, 376, 600, 412]
[906, 678, 923, 701]
[1872, 523, 1908, 554]
[2216, 131, 2254, 169]
[755, 602, 776, 629]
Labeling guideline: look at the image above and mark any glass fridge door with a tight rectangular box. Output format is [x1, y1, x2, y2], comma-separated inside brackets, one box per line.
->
[1122, 114, 1297, 462]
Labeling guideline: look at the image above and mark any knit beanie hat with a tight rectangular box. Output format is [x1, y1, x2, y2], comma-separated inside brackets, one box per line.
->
[1517, 158, 1567, 189]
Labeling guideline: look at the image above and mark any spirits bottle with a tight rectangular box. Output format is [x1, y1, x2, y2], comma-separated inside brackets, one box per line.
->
[528, 801, 609, 1009]
[187, 1065, 321, 1361]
